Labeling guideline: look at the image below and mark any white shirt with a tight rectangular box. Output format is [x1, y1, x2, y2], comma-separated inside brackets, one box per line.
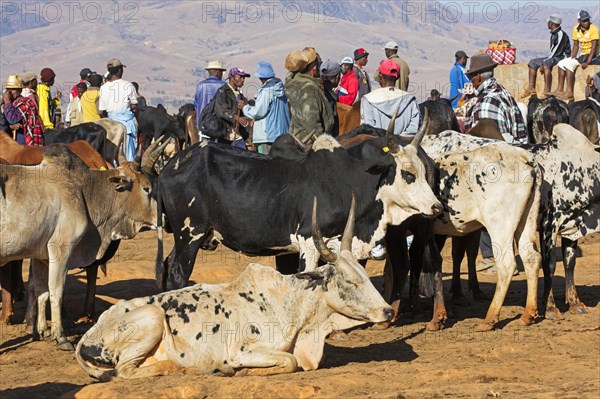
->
[99, 79, 137, 113]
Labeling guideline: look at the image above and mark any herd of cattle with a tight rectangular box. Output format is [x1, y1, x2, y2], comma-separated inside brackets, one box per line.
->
[0, 94, 598, 380]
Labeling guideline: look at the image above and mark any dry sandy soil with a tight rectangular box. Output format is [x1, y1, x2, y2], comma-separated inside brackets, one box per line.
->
[1, 232, 598, 399]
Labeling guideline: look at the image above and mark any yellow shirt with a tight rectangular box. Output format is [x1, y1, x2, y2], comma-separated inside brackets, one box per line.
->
[81, 88, 101, 122]
[572, 23, 600, 56]
[38, 83, 56, 129]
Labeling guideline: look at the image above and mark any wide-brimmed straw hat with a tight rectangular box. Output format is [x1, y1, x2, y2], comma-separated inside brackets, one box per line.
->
[5, 75, 23, 89]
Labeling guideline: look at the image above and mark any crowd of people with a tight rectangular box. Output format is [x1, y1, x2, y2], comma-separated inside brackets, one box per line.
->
[1, 58, 144, 161]
[3, 10, 598, 155]
[1, 8, 599, 277]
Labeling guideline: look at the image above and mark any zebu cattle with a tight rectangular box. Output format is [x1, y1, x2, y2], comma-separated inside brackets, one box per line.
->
[0, 134, 109, 324]
[0, 131, 108, 169]
[419, 99, 460, 134]
[525, 124, 600, 319]
[421, 132, 543, 330]
[156, 113, 443, 291]
[0, 140, 167, 349]
[339, 131, 446, 330]
[93, 118, 126, 165]
[138, 104, 187, 150]
[568, 98, 600, 144]
[527, 96, 569, 144]
[337, 100, 361, 135]
[177, 103, 198, 146]
[44, 122, 107, 158]
[76, 198, 393, 380]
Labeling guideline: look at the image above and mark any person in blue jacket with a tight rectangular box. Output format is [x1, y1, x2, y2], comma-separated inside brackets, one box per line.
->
[449, 50, 470, 108]
[194, 60, 227, 136]
[243, 61, 291, 154]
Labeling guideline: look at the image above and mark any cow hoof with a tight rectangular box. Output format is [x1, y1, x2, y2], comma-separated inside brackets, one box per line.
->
[58, 340, 75, 351]
[519, 314, 535, 326]
[475, 322, 494, 332]
[235, 368, 249, 377]
[327, 330, 347, 341]
[371, 321, 391, 330]
[426, 320, 443, 331]
[569, 304, 588, 315]
[544, 307, 563, 320]
[25, 323, 34, 333]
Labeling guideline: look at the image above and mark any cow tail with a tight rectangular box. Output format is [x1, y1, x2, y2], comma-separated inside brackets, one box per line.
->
[155, 182, 166, 291]
[418, 225, 441, 298]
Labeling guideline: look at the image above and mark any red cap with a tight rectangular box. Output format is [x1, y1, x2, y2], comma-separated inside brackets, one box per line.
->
[379, 59, 400, 78]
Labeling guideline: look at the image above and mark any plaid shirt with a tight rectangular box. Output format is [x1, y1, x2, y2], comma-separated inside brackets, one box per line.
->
[465, 77, 528, 144]
[3, 95, 44, 146]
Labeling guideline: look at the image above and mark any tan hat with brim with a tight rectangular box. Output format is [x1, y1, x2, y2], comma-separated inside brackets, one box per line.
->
[466, 53, 498, 76]
[205, 60, 226, 71]
[5, 75, 23, 89]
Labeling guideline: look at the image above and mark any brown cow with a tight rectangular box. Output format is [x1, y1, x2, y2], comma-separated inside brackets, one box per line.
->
[337, 100, 361, 135]
[0, 131, 110, 169]
[0, 132, 110, 325]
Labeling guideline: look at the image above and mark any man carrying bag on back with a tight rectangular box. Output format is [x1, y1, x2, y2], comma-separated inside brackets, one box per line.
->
[198, 67, 251, 149]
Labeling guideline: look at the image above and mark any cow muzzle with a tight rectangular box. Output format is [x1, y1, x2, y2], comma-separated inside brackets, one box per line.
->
[383, 307, 395, 322]
[371, 306, 395, 323]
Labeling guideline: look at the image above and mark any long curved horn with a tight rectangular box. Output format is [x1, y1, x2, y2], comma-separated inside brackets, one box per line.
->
[311, 197, 337, 263]
[141, 136, 170, 176]
[386, 107, 400, 153]
[411, 108, 430, 148]
[340, 193, 356, 253]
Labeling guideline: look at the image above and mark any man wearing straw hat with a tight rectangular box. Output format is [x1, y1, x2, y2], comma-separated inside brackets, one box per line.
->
[2, 74, 44, 146]
[194, 60, 227, 136]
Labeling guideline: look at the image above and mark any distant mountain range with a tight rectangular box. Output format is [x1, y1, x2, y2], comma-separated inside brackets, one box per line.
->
[1, 1, 598, 111]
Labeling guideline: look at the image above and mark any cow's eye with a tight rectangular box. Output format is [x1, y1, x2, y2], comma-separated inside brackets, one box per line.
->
[401, 170, 416, 184]
[143, 186, 151, 194]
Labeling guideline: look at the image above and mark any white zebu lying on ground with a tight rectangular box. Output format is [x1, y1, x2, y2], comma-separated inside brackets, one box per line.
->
[76, 196, 393, 380]
[421, 132, 543, 330]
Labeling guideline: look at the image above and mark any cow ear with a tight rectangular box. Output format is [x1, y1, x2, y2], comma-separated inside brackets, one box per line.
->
[295, 271, 328, 291]
[108, 175, 133, 192]
[365, 157, 394, 175]
[157, 104, 166, 112]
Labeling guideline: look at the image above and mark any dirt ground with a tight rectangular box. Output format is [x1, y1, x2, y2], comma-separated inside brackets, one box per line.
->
[1, 232, 598, 399]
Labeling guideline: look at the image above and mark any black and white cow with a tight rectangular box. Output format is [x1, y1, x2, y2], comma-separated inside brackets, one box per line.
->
[526, 124, 600, 319]
[527, 95, 569, 144]
[155, 114, 443, 291]
[76, 197, 394, 380]
[421, 131, 543, 330]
